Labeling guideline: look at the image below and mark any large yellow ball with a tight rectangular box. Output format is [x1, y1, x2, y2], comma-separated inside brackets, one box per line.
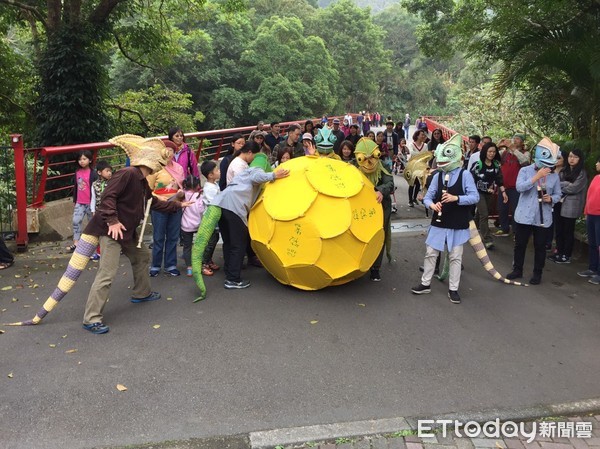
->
[249, 156, 385, 290]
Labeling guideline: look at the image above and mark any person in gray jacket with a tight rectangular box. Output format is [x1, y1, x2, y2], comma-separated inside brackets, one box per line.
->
[549, 149, 587, 264]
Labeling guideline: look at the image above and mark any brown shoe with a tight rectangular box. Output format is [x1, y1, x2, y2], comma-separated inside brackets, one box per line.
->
[201, 264, 214, 276]
[208, 261, 220, 271]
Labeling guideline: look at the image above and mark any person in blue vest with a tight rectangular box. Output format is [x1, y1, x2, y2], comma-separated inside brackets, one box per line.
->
[411, 134, 479, 304]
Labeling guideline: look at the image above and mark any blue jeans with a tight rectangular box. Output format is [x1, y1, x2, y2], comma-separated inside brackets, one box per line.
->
[151, 209, 182, 271]
[72, 203, 92, 241]
[586, 214, 600, 272]
[498, 187, 519, 233]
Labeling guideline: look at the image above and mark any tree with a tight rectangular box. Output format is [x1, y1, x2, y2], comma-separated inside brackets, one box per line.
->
[0, 0, 243, 145]
[241, 16, 339, 122]
[309, 0, 392, 112]
[403, 0, 600, 152]
[109, 84, 203, 136]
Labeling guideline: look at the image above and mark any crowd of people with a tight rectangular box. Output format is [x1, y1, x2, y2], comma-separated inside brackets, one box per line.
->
[4, 113, 597, 333]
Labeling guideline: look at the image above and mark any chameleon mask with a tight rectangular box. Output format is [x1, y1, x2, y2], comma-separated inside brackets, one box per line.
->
[435, 133, 463, 172]
[534, 137, 559, 169]
[314, 126, 340, 159]
[354, 137, 392, 186]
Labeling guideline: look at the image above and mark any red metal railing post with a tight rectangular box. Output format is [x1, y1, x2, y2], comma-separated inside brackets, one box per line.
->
[11, 134, 28, 252]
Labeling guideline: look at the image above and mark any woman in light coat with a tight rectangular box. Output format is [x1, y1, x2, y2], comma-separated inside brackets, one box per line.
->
[550, 149, 587, 264]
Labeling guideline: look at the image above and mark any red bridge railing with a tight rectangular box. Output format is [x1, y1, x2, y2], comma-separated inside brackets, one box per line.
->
[11, 118, 342, 251]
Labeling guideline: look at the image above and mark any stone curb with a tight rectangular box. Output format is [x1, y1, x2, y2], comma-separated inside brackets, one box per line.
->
[248, 397, 600, 449]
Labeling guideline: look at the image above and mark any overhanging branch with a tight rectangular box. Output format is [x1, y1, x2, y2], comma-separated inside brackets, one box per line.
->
[0, 0, 47, 28]
[108, 103, 150, 132]
[112, 31, 154, 69]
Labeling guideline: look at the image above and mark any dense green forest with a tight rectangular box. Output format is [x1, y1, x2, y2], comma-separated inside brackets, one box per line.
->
[0, 0, 598, 157]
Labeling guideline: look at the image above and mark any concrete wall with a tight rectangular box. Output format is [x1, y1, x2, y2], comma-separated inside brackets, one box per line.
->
[31, 198, 75, 242]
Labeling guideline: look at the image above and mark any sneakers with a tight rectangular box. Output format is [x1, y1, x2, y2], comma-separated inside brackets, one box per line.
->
[165, 268, 181, 277]
[370, 270, 381, 281]
[448, 290, 461, 304]
[529, 275, 542, 285]
[554, 255, 571, 264]
[149, 269, 160, 277]
[494, 230, 510, 237]
[90, 253, 100, 261]
[82, 322, 109, 334]
[201, 264, 214, 276]
[547, 254, 559, 262]
[588, 275, 600, 285]
[186, 267, 193, 277]
[484, 242, 495, 250]
[224, 279, 251, 289]
[66, 244, 77, 253]
[506, 270, 523, 280]
[131, 291, 161, 303]
[411, 283, 431, 294]
[409, 202, 415, 208]
[577, 269, 598, 278]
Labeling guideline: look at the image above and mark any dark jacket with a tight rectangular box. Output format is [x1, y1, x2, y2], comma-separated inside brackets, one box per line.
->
[84, 167, 179, 242]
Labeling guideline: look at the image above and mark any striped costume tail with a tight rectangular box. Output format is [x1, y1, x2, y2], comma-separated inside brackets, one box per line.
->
[191, 205, 222, 302]
[468, 221, 528, 286]
[5, 234, 99, 326]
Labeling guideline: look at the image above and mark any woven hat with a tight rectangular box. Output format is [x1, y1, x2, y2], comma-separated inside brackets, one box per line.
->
[109, 134, 169, 174]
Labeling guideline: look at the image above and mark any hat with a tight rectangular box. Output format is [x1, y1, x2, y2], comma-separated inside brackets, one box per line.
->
[332, 118, 340, 124]
[302, 132, 314, 141]
[385, 120, 394, 126]
[109, 134, 169, 175]
[250, 130, 267, 140]
[513, 133, 526, 141]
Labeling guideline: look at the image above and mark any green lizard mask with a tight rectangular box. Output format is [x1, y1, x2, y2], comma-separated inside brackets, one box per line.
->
[435, 133, 463, 172]
[354, 137, 391, 186]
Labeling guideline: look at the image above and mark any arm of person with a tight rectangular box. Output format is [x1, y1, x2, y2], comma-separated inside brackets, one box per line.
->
[516, 166, 545, 192]
[190, 150, 200, 179]
[375, 172, 395, 198]
[514, 149, 530, 166]
[560, 171, 588, 195]
[423, 172, 439, 209]
[456, 170, 480, 206]
[90, 188, 97, 214]
[247, 166, 290, 185]
[548, 175, 563, 204]
[97, 170, 131, 226]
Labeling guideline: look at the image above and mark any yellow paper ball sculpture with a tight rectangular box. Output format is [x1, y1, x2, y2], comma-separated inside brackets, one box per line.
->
[249, 156, 385, 290]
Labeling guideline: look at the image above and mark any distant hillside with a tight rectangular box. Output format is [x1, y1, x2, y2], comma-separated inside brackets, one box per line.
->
[318, 0, 401, 13]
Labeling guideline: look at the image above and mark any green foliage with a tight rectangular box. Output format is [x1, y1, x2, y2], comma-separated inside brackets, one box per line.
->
[242, 16, 338, 121]
[108, 84, 202, 136]
[0, 25, 37, 140]
[403, 0, 600, 153]
[34, 26, 110, 145]
[309, 0, 392, 111]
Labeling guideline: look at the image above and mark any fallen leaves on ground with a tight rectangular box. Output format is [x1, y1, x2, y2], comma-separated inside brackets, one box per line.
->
[357, 303, 366, 307]
[1, 286, 12, 291]
[152, 324, 160, 329]
[7, 373, 13, 378]
[116, 384, 127, 392]
[65, 349, 77, 354]
[310, 320, 318, 325]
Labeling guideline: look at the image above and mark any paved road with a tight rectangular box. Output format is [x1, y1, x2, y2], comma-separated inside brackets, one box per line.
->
[1, 175, 599, 449]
